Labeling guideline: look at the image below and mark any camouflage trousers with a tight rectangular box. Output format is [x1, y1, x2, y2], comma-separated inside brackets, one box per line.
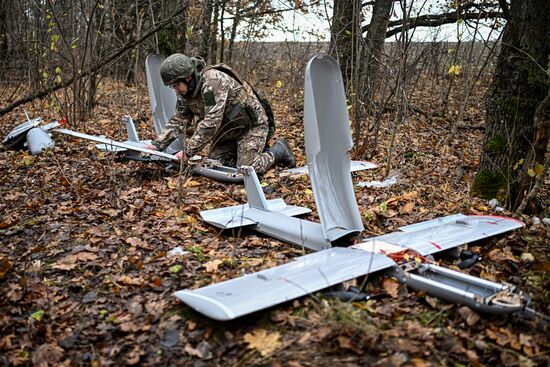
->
[208, 120, 274, 174]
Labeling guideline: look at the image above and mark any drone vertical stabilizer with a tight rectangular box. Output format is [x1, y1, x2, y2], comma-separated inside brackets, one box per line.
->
[304, 55, 364, 242]
[145, 54, 184, 153]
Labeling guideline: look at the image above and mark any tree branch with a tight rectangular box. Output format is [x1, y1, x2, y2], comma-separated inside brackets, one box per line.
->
[0, 2, 188, 116]
[382, 10, 503, 38]
[498, 0, 511, 20]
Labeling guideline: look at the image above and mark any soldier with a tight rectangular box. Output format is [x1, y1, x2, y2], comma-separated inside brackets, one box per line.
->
[146, 53, 295, 174]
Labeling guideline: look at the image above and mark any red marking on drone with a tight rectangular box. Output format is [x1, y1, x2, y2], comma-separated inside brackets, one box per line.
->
[429, 241, 442, 249]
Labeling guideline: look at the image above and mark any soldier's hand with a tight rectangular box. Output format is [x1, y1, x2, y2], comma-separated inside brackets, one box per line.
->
[175, 150, 188, 163]
[140, 144, 159, 158]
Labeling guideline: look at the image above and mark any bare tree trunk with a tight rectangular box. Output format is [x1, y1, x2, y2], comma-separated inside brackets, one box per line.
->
[200, 0, 213, 60]
[385, 0, 411, 177]
[361, 0, 393, 109]
[227, 0, 242, 63]
[329, 0, 355, 90]
[219, 0, 226, 63]
[210, 0, 220, 64]
[472, 0, 550, 210]
[515, 86, 550, 214]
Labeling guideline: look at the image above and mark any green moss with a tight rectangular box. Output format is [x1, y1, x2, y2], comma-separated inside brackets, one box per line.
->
[158, 31, 176, 56]
[471, 170, 507, 200]
[485, 133, 507, 153]
[404, 151, 415, 160]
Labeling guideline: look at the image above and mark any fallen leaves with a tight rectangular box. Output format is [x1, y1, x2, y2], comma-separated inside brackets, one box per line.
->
[381, 277, 400, 298]
[0, 62, 548, 367]
[487, 246, 517, 262]
[116, 275, 143, 286]
[457, 306, 480, 326]
[244, 329, 281, 356]
[203, 259, 223, 272]
[0, 256, 12, 278]
[125, 237, 152, 250]
[51, 252, 98, 270]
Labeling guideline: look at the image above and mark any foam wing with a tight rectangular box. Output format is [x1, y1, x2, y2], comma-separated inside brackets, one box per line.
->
[174, 247, 395, 321]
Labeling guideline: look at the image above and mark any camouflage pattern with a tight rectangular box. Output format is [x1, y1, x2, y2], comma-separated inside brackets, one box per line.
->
[153, 65, 275, 174]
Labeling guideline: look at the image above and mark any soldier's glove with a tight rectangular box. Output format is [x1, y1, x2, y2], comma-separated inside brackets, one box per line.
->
[140, 144, 159, 158]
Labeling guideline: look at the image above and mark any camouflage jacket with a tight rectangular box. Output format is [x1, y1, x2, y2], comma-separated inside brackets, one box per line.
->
[153, 65, 267, 157]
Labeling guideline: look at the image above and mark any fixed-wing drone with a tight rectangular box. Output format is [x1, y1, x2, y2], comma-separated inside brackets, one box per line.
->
[173, 55, 529, 321]
[2, 54, 377, 183]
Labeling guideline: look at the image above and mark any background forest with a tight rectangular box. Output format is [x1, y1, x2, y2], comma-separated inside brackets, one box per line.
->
[0, 0, 549, 366]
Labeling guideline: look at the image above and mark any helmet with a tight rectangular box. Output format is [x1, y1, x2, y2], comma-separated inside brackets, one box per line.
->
[160, 53, 194, 86]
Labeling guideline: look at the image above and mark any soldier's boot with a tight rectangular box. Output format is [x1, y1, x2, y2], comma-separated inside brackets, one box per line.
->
[269, 138, 296, 168]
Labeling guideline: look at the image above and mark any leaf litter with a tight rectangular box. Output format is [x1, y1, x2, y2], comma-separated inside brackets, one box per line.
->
[0, 77, 549, 366]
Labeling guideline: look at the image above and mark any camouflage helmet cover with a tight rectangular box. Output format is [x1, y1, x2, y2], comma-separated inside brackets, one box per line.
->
[160, 53, 195, 86]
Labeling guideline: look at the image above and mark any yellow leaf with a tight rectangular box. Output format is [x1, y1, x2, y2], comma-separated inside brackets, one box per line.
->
[185, 179, 201, 187]
[244, 329, 281, 356]
[22, 155, 34, 166]
[448, 64, 462, 77]
[304, 189, 313, 195]
[275, 80, 283, 88]
[527, 168, 536, 177]
[533, 163, 544, 177]
[166, 178, 177, 189]
[204, 259, 223, 272]
[513, 159, 524, 171]
[31, 310, 45, 322]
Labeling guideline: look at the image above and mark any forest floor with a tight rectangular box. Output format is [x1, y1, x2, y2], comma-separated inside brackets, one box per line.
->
[1, 77, 549, 367]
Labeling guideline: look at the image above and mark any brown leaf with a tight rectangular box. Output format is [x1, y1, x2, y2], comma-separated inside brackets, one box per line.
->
[532, 262, 550, 272]
[0, 256, 12, 278]
[31, 343, 64, 367]
[487, 247, 517, 262]
[458, 306, 480, 326]
[297, 332, 311, 345]
[381, 277, 400, 298]
[184, 344, 202, 358]
[244, 329, 281, 356]
[401, 201, 415, 213]
[486, 328, 516, 347]
[337, 335, 362, 354]
[51, 252, 97, 270]
[311, 327, 331, 342]
[204, 259, 223, 273]
[7, 283, 22, 302]
[337, 335, 354, 350]
[117, 275, 144, 286]
[125, 237, 152, 250]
